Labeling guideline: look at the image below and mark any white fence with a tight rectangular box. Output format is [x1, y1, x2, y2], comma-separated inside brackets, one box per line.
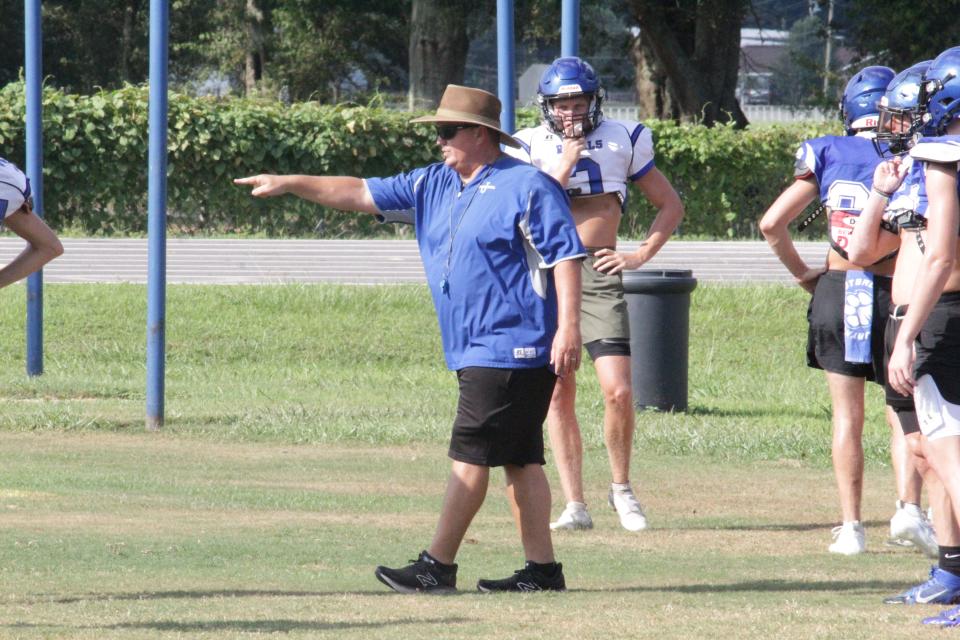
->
[603, 104, 832, 124]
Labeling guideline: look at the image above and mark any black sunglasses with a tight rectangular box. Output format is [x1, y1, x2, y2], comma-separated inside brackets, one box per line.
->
[435, 123, 477, 140]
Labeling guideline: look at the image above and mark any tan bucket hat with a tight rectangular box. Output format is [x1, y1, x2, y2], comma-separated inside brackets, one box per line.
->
[410, 84, 521, 148]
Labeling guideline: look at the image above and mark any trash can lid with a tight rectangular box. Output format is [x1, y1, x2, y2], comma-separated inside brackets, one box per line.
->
[622, 269, 694, 279]
[622, 268, 697, 294]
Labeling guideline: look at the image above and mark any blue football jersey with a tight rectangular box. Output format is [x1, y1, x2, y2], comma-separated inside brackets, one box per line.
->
[794, 134, 883, 256]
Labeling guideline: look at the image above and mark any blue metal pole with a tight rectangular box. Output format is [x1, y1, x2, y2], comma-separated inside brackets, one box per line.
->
[561, 0, 579, 58]
[496, 0, 515, 134]
[24, 0, 43, 377]
[146, 0, 169, 430]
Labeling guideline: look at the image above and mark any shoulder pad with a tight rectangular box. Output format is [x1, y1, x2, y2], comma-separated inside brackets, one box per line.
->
[910, 139, 960, 163]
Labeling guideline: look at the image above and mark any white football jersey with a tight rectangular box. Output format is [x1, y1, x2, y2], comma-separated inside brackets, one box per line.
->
[0, 157, 30, 220]
[505, 119, 655, 205]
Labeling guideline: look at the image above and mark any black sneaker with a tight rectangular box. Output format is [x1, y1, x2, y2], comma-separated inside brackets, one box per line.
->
[375, 551, 458, 594]
[476, 561, 566, 593]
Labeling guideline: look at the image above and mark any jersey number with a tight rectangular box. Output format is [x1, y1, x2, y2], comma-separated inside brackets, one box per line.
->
[826, 180, 870, 213]
[569, 157, 603, 196]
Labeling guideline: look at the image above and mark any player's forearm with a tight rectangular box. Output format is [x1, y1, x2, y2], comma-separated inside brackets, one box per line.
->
[548, 161, 576, 188]
[760, 209, 810, 278]
[846, 192, 887, 265]
[635, 197, 683, 263]
[553, 258, 582, 333]
[0, 245, 60, 289]
[285, 176, 379, 214]
[764, 221, 815, 278]
[0, 210, 64, 289]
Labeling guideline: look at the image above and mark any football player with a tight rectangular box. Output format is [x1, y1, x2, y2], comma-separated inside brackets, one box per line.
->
[505, 56, 684, 532]
[759, 64, 935, 556]
[0, 157, 62, 289]
[849, 47, 960, 621]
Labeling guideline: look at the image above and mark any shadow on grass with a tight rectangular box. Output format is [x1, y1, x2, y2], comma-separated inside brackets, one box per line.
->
[683, 405, 827, 420]
[5, 617, 473, 634]
[576, 579, 909, 595]
[35, 589, 405, 605]
[680, 519, 888, 532]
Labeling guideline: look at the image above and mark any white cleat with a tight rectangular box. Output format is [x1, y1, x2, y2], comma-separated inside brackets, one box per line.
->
[829, 521, 866, 555]
[890, 500, 939, 558]
[550, 502, 594, 531]
[608, 486, 648, 532]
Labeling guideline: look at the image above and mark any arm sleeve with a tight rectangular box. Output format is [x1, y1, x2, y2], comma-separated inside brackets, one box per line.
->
[519, 176, 586, 267]
[0, 159, 29, 220]
[364, 169, 425, 225]
[628, 124, 656, 181]
[793, 141, 818, 180]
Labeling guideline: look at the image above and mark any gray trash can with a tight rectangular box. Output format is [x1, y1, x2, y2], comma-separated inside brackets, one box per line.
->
[622, 269, 697, 412]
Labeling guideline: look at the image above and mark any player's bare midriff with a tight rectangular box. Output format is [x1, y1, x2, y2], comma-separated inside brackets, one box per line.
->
[826, 245, 896, 276]
[570, 192, 621, 247]
[891, 232, 960, 304]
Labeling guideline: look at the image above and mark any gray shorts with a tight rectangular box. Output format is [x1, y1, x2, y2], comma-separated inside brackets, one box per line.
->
[581, 253, 630, 346]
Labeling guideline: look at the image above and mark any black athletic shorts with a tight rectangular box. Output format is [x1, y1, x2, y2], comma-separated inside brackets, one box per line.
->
[916, 291, 960, 405]
[806, 270, 890, 383]
[884, 308, 918, 433]
[449, 366, 557, 467]
[585, 338, 631, 360]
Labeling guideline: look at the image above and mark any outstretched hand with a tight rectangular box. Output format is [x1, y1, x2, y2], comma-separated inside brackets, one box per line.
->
[233, 174, 289, 198]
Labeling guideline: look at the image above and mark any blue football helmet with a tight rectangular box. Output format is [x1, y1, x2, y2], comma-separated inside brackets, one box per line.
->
[537, 57, 605, 137]
[875, 61, 931, 156]
[920, 46, 960, 136]
[840, 65, 895, 134]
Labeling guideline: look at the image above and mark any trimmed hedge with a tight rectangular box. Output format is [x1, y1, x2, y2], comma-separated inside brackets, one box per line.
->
[0, 82, 840, 238]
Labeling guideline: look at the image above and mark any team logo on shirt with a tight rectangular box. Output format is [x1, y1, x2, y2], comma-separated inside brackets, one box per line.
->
[478, 181, 496, 194]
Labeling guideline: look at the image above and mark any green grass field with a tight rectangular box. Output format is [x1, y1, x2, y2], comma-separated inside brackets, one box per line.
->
[0, 283, 939, 638]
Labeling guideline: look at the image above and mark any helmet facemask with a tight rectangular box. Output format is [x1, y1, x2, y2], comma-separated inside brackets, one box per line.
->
[875, 102, 923, 156]
[537, 88, 605, 138]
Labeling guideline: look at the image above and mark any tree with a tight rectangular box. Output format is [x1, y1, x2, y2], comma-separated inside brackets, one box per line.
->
[768, 15, 833, 107]
[187, 0, 274, 96]
[407, 0, 470, 109]
[843, 0, 960, 70]
[271, 0, 409, 102]
[0, 0, 216, 92]
[626, 0, 748, 127]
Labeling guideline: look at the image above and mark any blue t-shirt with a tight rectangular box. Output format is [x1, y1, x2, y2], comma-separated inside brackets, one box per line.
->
[366, 155, 585, 370]
[794, 134, 882, 256]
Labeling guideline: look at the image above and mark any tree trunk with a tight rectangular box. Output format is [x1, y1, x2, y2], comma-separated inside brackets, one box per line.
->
[407, 0, 469, 111]
[631, 33, 678, 121]
[628, 0, 748, 127]
[120, 1, 137, 82]
[244, 0, 266, 94]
